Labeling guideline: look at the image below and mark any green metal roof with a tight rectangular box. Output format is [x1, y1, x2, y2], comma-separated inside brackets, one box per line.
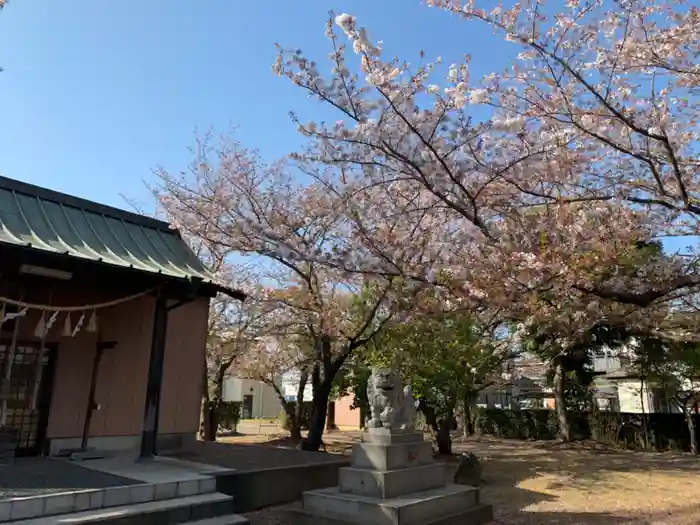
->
[0, 176, 244, 300]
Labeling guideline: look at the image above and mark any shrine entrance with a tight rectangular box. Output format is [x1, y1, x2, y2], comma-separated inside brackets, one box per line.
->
[0, 341, 57, 457]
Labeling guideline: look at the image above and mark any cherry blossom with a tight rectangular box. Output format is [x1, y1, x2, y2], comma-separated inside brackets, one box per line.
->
[267, 5, 700, 342]
[154, 131, 426, 449]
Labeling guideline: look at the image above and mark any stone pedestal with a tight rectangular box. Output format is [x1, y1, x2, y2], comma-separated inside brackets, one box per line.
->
[295, 429, 493, 525]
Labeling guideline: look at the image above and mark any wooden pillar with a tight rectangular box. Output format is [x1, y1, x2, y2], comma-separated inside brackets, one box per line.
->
[140, 293, 168, 459]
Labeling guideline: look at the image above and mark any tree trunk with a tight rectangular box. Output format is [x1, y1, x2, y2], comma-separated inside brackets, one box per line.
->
[293, 369, 309, 440]
[270, 379, 303, 443]
[682, 399, 697, 455]
[302, 335, 357, 452]
[304, 382, 331, 451]
[553, 358, 571, 441]
[686, 411, 697, 455]
[419, 399, 452, 455]
[201, 402, 218, 441]
[639, 378, 651, 449]
[200, 360, 232, 442]
[200, 357, 215, 441]
[462, 391, 476, 438]
[436, 417, 453, 455]
[326, 401, 337, 431]
[286, 402, 303, 442]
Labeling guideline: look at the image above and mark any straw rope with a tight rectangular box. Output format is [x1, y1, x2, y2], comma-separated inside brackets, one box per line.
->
[0, 286, 160, 312]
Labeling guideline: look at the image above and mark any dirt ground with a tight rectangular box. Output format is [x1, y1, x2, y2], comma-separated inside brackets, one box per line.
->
[229, 432, 700, 524]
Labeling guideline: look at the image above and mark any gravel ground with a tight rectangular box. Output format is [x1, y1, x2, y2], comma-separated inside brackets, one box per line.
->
[238, 434, 700, 525]
[0, 458, 139, 500]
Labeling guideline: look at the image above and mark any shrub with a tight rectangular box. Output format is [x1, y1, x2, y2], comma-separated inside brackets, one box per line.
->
[218, 401, 241, 432]
[278, 408, 291, 431]
[277, 402, 313, 431]
[476, 408, 700, 453]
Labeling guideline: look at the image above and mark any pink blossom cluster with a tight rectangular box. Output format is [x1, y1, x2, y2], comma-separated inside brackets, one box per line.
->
[156, 0, 699, 371]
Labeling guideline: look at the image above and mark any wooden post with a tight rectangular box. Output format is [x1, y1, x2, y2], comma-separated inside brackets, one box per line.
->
[140, 293, 169, 459]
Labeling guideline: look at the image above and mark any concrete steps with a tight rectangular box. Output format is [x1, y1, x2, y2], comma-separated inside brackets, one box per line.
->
[0, 478, 220, 522]
[9, 492, 249, 524]
[186, 516, 250, 524]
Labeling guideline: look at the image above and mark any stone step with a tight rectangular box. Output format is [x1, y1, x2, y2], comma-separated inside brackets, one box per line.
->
[184, 515, 250, 525]
[10, 492, 236, 524]
[304, 484, 481, 525]
[282, 503, 493, 524]
[339, 463, 446, 499]
[0, 478, 218, 522]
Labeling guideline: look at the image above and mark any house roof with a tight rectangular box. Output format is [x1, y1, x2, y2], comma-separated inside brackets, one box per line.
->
[0, 176, 244, 300]
[604, 366, 642, 380]
[512, 356, 549, 380]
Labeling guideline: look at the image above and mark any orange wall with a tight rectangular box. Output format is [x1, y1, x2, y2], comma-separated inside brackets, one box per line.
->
[45, 295, 209, 439]
[0, 281, 209, 441]
[46, 296, 153, 438]
[158, 297, 209, 435]
[334, 393, 362, 429]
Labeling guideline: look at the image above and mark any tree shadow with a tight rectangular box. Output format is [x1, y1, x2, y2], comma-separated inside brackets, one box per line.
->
[448, 436, 700, 523]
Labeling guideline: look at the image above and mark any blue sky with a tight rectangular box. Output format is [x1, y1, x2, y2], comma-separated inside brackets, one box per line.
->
[0, 0, 693, 255]
[0, 0, 509, 211]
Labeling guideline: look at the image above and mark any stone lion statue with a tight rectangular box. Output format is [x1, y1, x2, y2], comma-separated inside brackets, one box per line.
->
[366, 368, 417, 431]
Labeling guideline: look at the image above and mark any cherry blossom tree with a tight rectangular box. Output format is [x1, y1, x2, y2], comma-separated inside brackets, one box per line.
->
[426, 0, 699, 284]
[200, 263, 270, 441]
[154, 132, 422, 450]
[232, 334, 311, 441]
[272, 5, 696, 343]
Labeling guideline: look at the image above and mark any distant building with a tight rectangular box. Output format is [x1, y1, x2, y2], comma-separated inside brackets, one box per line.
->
[486, 344, 694, 414]
[222, 377, 281, 419]
[280, 369, 314, 402]
[333, 392, 364, 430]
[478, 354, 556, 409]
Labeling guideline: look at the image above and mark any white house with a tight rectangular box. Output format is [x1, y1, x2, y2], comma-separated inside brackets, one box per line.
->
[280, 369, 314, 402]
[222, 377, 281, 419]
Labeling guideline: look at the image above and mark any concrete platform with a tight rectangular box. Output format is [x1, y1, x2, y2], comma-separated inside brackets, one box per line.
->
[0, 455, 232, 522]
[215, 459, 350, 512]
[303, 484, 483, 525]
[11, 492, 240, 524]
[0, 458, 139, 502]
[187, 516, 249, 525]
[68, 454, 235, 483]
[165, 440, 350, 510]
[282, 504, 493, 525]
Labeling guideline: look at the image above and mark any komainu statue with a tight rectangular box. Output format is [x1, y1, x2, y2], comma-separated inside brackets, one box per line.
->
[366, 368, 417, 431]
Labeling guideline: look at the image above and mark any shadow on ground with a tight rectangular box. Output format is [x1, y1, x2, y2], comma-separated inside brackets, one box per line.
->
[448, 436, 700, 524]
[487, 505, 700, 525]
[221, 431, 700, 524]
[458, 436, 700, 490]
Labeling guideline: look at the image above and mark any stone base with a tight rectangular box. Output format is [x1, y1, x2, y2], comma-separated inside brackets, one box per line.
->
[339, 463, 446, 498]
[284, 506, 493, 525]
[302, 484, 491, 525]
[362, 429, 424, 446]
[352, 440, 434, 471]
